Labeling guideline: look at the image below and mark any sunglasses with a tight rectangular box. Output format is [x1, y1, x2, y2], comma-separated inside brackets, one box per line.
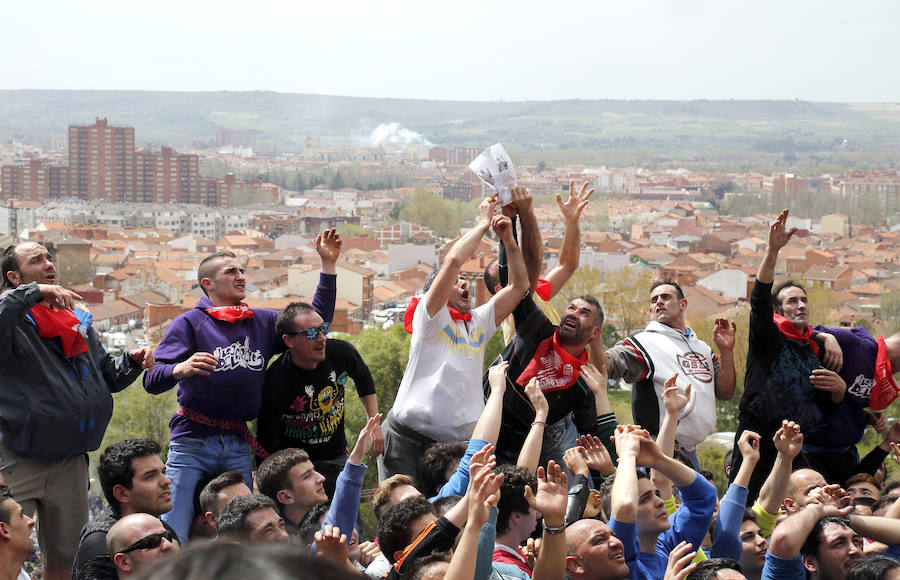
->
[118, 530, 178, 554]
[289, 321, 330, 340]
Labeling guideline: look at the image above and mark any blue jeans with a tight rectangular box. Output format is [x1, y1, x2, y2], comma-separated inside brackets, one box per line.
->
[161, 433, 252, 544]
[540, 414, 579, 480]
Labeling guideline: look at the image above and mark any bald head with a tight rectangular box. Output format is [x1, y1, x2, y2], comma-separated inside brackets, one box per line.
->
[786, 469, 828, 512]
[108, 513, 179, 578]
[565, 519, 629, 580]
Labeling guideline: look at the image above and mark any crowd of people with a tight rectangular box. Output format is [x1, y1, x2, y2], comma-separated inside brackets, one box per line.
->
[0, 189, 899, 580]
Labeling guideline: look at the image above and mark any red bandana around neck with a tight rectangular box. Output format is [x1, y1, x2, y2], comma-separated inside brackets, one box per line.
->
[29, 303, 89, 358]
[403, 297, 471, 334]
[773, 313, 819, 356]
[516, 330, 589, 392]
[205, 303, 255, 323]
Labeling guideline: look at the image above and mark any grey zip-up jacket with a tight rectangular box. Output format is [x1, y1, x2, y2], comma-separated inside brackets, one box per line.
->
[0, 282, 142, 459]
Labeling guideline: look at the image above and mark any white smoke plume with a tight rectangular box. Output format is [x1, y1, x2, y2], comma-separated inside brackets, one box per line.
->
[365, 123, 434, 148]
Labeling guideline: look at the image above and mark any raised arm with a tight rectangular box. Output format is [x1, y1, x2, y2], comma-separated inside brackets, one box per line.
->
[517, 377, 549, 473]
[474, 360, 509, 445]
[505, 186, 543, 293]
[769, 488, 851, 559]
[543, 180, 593, 298]
[611, 426, 642, 524]
[652, 375, 688, 500]
[444, 462, 503, 580]
[759, 421, 804, 516]
[712, 318, 737, 400]
[423, 198, 494, 317]
[527, 462, 569, 580]
[491, 213, 529, 325]
[758, 209, 796, 284]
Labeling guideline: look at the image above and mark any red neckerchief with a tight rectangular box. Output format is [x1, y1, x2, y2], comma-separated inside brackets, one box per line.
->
[773, 313, 819, 356]
[204, 303, 255, 323]
[870, 336, 899, 410]
[402, 297, 471, 334]
[29, 303, 89, 358]
[516, 330, 589, 392]
[535, 278, 552, 301]
[492, 546, 532, 576]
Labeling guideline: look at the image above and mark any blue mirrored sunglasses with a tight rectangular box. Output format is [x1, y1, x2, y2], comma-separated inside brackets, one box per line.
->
[291, 321, 330, 340]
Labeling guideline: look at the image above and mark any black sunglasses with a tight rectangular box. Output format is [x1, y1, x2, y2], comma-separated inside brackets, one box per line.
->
[288, 321, 330, 340]
[118, 530, 178, 554]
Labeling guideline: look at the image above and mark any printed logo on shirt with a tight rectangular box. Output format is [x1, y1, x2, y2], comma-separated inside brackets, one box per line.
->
[534, 350, 578, 392]
[676, 352, 713, 383]
[213, 337, 265, 372]
[848, 374, 873, 399]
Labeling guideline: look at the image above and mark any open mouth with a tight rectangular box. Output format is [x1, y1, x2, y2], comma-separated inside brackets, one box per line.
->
[562, 317, 578, 330]
[609, 549, 624, 561]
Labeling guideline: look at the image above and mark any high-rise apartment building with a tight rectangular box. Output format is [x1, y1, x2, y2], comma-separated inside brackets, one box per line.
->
[68, 118, 135, 202]
[1, 159, 68, 202]
[135, 147, 200, 204]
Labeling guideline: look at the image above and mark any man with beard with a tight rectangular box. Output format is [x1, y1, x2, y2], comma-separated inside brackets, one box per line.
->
[485, 290, 607, 468]
[606, 278, 737, 467]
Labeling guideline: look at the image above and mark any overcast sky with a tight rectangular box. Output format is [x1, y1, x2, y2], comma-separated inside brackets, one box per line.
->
[4, 0, 898, 102]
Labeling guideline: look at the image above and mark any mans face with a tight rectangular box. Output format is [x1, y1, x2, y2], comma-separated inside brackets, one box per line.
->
[287, 461, 328, 507]
[787, 469, 828, 512]
[116, 518, 179, 575]
[559, 298, 599, 346]
[649, 284, 686, 329]
[215, 483, 252, 522]
[125, 455, 172, 516]
[0, 499, 36, 559]
[203, 257, 246, 305]
[738, 519, 767, 576]
[803, 522, 863, 580]
[8, 242, 56, 287]
[846, 481, 880, 501]
[776, 286, 809, 330]
[246, 507, 289, 544]
[565, 520, 629, 580]
[283, 311, 327, 369]
[635, 478, 670, 535]
[447, 278, 472, 314]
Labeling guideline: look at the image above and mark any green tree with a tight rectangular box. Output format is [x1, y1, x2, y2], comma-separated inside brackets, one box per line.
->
[399, 190, 477, 238]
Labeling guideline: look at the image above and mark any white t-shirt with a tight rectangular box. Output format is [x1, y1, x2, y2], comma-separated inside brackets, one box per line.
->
[392, 300, 497, 441]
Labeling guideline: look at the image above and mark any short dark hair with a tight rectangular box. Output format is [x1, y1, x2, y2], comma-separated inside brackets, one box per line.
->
[800, 516, 851, 557]
[200, 470, 246, 519]
[0, 487, 16, 524]
[883, 481, 900, 495]
[217, 494, 279, 539]
[574, 294, 604, 329]
[651, 278, 684, 301]
[257, 449, 311, 507]
[742, 508, 758, 524]
[298, 501, 331, 547]
[845, 472, 879, 491]
[772, 280, 807, 314]
[495, 465, 538, 536]
[871, 495, 897, 516]
[422, 268, 440, 293]
[686, 558, 743, 580]
[1, 245, 20, 289]
[275, 302, 316, 335]
[432, 495, 461, 517]
[418, 442, 467, 497]
[98, 439, 162, 512]
[404, 552, 451, 580]
[197, 251, 237, 297]
[133, 541, 352, 580]
[377, 496, 437, 564]
[847, 555, 900, 580]
[483, 259, 500, 296]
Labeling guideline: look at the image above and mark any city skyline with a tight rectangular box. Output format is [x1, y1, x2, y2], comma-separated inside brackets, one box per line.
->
[3, 0, 900, 103]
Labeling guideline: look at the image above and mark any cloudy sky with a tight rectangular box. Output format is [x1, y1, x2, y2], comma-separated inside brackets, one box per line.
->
[4, 0, 897, 102]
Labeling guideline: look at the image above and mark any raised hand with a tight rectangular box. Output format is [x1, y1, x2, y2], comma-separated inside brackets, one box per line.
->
[504, 186, 533, 217]
[557, 180, 594, 224]
[491, 214, 515, 244]
[817, 332, 844, 372]
[563, 447, 590, 478]
[524, 461, 568, 526]
[663, 541, 697, 580]
[768, 209, 797, 252]
[173, 352, 219, 380]
[661, 374, 691, 415]
[737, 430, 761, 465]
[712, 318, 736, 352]
[478, 195, 498, 223]
[577, 434, 615, 476]
[773, 420, 804, 459]
[488, 360, 509, 395]
[810, 368, 847, 403]
[357, 541, 382, 567]
[524, 377, 549, 422]
[315, 228, 342, 265]
[350, 413, 383, 463]
[581, 363, 608, 396]
[467, 462, 504, 528]
[314, 524, 350, 567]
